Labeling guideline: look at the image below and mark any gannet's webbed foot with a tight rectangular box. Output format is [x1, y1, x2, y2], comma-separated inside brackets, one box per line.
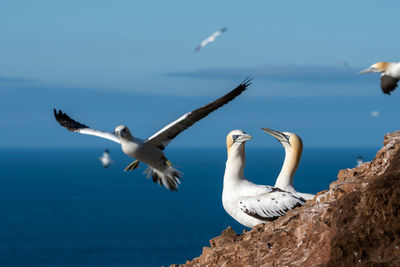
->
[124, 160, 140, 172]
[165, 159, 172, 167]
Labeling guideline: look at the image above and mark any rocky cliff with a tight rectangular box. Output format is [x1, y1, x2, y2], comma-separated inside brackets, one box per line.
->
[172, 130, 400, 267]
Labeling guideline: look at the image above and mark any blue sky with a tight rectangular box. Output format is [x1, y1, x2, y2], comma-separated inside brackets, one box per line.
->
[0, 0, 399, 148]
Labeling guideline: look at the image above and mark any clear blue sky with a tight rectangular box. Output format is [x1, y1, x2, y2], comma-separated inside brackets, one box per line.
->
[0, 0, 399, 148]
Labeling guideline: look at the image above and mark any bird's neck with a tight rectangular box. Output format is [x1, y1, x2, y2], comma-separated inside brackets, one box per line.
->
[224, 147, 246, 186]
[121, 135, 139, 143]
[275, 145, 301, 190]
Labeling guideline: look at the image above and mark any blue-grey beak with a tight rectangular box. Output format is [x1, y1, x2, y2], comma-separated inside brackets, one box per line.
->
[233, 133, 252, 143]
[262, 128, 289, 143]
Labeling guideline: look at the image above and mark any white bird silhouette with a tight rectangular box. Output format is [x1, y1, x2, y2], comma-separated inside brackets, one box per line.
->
[99, 149, 114, 169]
[195, 27, 227, 51]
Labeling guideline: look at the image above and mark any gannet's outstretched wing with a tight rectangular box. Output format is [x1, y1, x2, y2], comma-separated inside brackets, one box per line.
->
[238, 187, 305, 221]
[380, 74, 398, 95]
[54, 109, 120, 144]
[146, 78, 250, 150]
[195, 27, 227, 51]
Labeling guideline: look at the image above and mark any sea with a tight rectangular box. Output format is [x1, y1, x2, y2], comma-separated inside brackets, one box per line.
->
[0, 147, 377, 267]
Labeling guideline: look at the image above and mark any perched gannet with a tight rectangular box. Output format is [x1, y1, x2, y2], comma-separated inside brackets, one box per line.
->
[54, 79, 250, 191]
[222, 130, 306, 228]
[195, 27, 227, 51]
[359, 62, 400, 95]
[99, 149, 113, 169]
[262, 128, 315, 200]
[356, 156, 364, 167]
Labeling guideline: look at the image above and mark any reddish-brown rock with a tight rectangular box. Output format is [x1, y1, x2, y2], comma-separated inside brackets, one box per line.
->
[172, 130, 400, 267]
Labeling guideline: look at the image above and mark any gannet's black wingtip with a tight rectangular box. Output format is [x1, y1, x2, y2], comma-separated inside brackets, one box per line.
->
[53, 108, 89, 131]
[241, 77, 252, 88]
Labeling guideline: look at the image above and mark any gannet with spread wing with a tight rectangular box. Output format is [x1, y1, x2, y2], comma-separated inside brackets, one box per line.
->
[262, 128, 315, 200]
[195, 27, 227, 51]
[222, 130, 306, 228]
[54, 79, 250, 191]
[359, 62, 400, 95]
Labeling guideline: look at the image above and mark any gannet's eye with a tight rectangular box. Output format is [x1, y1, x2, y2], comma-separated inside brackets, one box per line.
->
[232, 135, 239, 142]
[283, 134, 290, 141]
[120, 128, 126, 136]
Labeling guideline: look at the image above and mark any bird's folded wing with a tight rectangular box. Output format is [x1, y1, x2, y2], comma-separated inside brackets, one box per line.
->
[238, 189, 305, 222]
[53, 109, 120, 144]
[380, 74, 399, 95]
[146, 78, 251, 150]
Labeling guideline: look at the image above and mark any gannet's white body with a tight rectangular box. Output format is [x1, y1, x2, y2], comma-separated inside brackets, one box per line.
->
[222, 130, 305, 228]
[360, 62, 400, 95]
[262, 128, 315, 200]
[99, 149, 113, 168]
[195, 27, 227, 51]
[54, 79, 250, 191]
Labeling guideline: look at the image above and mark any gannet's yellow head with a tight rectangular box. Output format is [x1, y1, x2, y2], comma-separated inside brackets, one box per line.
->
[262, 128, 303, 171]
[226, 130, 252, 155]
[114, 125, 133, 140]
[359, 62, 390, 74]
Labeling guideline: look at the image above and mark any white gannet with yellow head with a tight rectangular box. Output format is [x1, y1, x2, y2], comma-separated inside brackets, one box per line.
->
[54, 79, 250, 192]
[359, 61, 400, 95]
[262, 128, 315, 200]
[222, 130, 306, 228]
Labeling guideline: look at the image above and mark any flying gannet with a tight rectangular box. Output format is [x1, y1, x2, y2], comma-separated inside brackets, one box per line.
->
[99, 149, 113, 169]
[370, 110, 379, 118]
[195, 27, 227, 51]
[359, 62, 400, 95]
[222, 130, 306, 228]
[262, 128, 315, 200]
[54, 79, 250, 191]
[356, 156, 364, 167]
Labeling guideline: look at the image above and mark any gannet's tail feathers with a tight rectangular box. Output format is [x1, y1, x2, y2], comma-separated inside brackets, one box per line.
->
[143, 165, 182, 192]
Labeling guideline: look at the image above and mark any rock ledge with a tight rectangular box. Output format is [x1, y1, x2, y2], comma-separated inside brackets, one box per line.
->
[172, 130, 400, 267]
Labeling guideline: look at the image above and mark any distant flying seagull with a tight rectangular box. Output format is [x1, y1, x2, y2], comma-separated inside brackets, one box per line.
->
[195, 27, 227, 51]
[54, 79, 250, 191]
[262, 128, 315, 200]
[99, 149, 113, 169]
[370, 111, 379, 118]
[359, 62, 400, 95]
[222, 130, 305, 228]
[356, 156, 364, 167]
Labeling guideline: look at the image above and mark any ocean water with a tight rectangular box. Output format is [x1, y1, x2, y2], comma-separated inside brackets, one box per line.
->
[0, 147, 377, 267]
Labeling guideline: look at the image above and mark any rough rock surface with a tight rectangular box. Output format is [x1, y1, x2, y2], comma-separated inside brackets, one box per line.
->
[171, 130, 400, 267]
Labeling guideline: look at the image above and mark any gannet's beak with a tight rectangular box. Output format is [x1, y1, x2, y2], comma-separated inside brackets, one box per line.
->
[233, 133, 252, 143]
[262, 128, 289, 143]
[359, 67, 374, 74]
